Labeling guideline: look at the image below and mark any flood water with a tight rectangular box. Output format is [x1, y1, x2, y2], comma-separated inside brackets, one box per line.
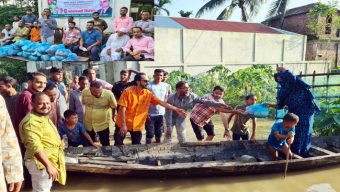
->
[51, 165, 340, 192]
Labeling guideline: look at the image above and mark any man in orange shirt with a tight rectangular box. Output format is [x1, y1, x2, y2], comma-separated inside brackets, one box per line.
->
[30, 21, 41, 42]
[114, 73, 186, 145]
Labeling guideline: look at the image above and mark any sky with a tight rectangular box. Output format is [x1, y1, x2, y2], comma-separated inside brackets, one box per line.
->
[160, 0, 338, 23]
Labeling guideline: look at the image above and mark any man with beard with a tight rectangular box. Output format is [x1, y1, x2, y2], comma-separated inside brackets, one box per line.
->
[75, 21, 102, 61]
[12, 20, 30, 42]
[0, 76, 19, 123]
[100, 27, 130, 61]
[47, 67, 67, 122]
[113, 7, 133, 33]
[164, 81, 233, 143]
[90, 12, 108, 32]
[63, 21, 81, 52]
[22, 8, 37, 27]
[114, 73, 186, 146]
[69, 76, 89, 123]
[123, 27, 154, 61]
[19, 92, 66, 191]
[13, 72, 47, 138]
[38, 8, 57, 44]
[43, 84, 58, 126]
[82, 81, 117, 146]
[133, 10, 154, 36]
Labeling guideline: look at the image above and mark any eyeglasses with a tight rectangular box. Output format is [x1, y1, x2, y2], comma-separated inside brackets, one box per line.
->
[142, 80, 149, 83]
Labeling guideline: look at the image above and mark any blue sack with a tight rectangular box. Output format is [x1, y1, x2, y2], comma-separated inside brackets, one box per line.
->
[28, 55, 39, 61]
[62, 53, 78, 61]
[17, 51, 23, 56]
[37, 42, 51, 53]
[47, 44, 65, 55]
[50, 56, 57, 61]
[14, 39, 30, 47]
[55, 48, 72, 61]
[41, 54, 50, 61]
[0, 45, 10, 57]
[246, 103, 269, 118]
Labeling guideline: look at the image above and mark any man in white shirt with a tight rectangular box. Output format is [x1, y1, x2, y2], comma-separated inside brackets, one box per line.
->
[100, 27, 130, 61]
[0, 24, 14, 46]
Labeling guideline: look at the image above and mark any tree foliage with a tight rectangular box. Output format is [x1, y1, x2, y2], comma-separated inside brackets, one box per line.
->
[0, 60, 28, 83]
[155, 0, 171, 16]
[167, 65, 277, 106]
[314, 99, 340, 136]
[307, 1, 340, 40]
[178, 10, 193, 18]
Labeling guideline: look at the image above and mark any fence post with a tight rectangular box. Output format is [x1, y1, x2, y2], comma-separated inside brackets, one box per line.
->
[312, 70, 316, 93]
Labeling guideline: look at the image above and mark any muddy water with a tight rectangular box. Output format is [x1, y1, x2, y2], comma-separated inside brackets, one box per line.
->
[52, 165, 340, 192]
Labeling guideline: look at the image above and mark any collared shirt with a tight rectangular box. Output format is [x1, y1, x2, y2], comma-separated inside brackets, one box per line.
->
[231, 105, 255, 135]
[58, 122, 87, 144]
[47, 80, 67, 119]
[30, 27, 41, 42]
[113, 16, 133, 32]
[91, 19, 108, 31]
[22, 14, 38, 24]
[63, 28, 81, 45]
[133, 19, 154, 36]
[13, 89, 33, 138]
[69, 89, 84, 123]
[82, 89, 117, 132]
[123, 35, 154, 59]
[116, 86, 161, 131]
[0, 96, 24, 192]
[95, 78, 113, 90]
[1, 28, 14, 40]
[19, 112, 66, 185]
[147, 82, 168, 116]
[81, 29, 102, 47]
[190, 93, 224, 127]
[38, 17, 57, 38]
[166, 92, 223, 129]
[13, 27, 30, 42]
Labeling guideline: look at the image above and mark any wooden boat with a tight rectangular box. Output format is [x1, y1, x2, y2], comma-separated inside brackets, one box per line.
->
[64, 136, 340, 177]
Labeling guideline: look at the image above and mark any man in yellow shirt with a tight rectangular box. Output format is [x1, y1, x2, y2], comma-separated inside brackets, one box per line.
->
[12, 20, 30, 42]
[82, 81, 117, 146]
[114, 73, 186, 145]
[19, 92, 66, 191]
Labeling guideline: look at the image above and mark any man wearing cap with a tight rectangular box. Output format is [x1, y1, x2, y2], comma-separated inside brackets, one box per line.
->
[100, 27, 130, 61]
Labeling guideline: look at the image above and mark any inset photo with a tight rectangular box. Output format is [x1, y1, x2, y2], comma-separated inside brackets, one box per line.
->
[0, 0, 154, 62]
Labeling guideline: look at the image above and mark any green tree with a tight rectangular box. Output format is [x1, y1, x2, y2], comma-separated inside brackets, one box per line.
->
[307, 1, 340, 40]
[266, 0, 290, 28]
[195, 0, 265, 22]
[155, 0, 171, 16]
[0, 60, 27, 84]
[178, 10, 193, 18]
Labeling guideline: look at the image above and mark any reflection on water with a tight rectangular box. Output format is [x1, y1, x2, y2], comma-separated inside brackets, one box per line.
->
[49, 165, 340, 192]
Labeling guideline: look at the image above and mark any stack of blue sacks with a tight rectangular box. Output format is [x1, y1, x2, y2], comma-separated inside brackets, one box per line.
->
[0, 39, 78, 61]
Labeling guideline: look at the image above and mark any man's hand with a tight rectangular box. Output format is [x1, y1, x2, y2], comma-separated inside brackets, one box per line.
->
[133, 54, 142, 60]
[250, 134, 256, 142]
[119, 124, 128, 137]
[8, 182, 22, 192]
[287, 138, 293, 145]
[46, 164, 59, 181]
[223, 130, 231, 140]
[106, 48, 111, 55]
[175, 108, 186, 118]
[115, 48, 122, 52]
[87, 46, 93, 51]
[93, 142, 102, 148]
[221, 104, 233, 110]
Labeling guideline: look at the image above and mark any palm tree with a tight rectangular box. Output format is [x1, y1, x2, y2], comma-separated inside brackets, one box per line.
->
[179, 10, 193, 18]
[195, 0, 265, 22]
[267, 0, 290, 28]
[155, 0, 171, 16]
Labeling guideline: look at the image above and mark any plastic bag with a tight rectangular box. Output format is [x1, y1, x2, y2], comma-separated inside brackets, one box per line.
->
[7, 48, 19, 56]
[47, 44, 65, 55]
[22, 51, 30, 58]
[0, 45, 10, 57]
[14, 39, 30, 47]
[50, 56, 57, 61]
[28, 55, 39, 61]
[62, 53, 78, 61]
[37, 42, 51, 53]
[21, 42, 33, 51]
[55, 48, 72, 61]
[246, 103, 269, 118]
[17, 51, 23, 56]
[41, 54, 51, 61]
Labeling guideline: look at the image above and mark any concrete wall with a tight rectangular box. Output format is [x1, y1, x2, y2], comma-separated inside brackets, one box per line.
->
[38, 0, 131, 33]
[306, 40, 340, 68]
[139, 27, 311, 76]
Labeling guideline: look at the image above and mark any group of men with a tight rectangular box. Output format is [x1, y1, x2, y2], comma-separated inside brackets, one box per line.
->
[0, 7, 154, 61]
[0, 67, 259, 191]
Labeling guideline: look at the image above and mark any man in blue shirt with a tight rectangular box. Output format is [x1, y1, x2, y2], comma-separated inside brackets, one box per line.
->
[74, 21, 102, 61]
[22, 8, 37, 27]
[38, 8, 57, 44]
